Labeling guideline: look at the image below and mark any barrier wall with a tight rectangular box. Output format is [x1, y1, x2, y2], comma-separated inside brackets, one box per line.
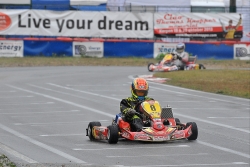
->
[1, 38, 250, 60]
[104, 41, 154, 58]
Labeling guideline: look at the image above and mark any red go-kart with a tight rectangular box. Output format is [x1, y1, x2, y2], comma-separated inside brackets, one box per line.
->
[86, 100, 198, 144]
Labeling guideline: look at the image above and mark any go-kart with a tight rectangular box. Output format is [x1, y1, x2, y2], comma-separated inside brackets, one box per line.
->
[86, 100, 198, 144]
[148, 53, 205, 72]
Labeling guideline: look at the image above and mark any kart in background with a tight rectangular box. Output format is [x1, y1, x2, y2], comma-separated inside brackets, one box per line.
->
[86, 100, 198, 144]
[148, 53, 205, 72]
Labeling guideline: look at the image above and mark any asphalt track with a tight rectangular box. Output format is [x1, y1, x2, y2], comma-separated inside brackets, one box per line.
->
[0, 66, 249, 167]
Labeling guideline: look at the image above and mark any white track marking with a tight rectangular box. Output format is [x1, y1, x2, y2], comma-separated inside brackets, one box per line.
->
[73, 145, 189, 151]
[46, 83, 250, 134]
[129, 76, 249, 104]
[66, 84, 127, 87]
[1, 110, 80, 115]
[208, 117, 250, 119]
[7, 85, 250, 159]
[29, 84, 114, 104]
[174, 113, 250, 134]
[14, 120, 108, 126]
[0, 123, 86, 163]
[107, 153, 209, 157]
[47, 83, 120, 101]
[0, 90, 16, 92]
[40, 134, 85, 137]
[198, 141, 250, 158]
[10, 85, 113, 118]
[128, 162, 248, 167]
[0, 142, 37, 163]
[0, 102, 54, 106]
[147, 84, 250, 106]
[0, 107, 63, 111]
[0, 95, 33, 98]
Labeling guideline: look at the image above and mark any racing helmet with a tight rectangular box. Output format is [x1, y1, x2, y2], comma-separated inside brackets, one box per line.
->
[176, 43, 185, 54]
[131, 78, 149, 101]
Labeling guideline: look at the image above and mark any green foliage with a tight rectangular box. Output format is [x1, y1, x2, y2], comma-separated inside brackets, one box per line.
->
[156, 53, 165, 61]
[0, 155, 16, 167]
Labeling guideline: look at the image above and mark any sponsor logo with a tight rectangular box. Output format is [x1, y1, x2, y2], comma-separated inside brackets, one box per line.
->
[75, 45, 102, 56]
[0, 12, 11, 31]
[174, 131, 185, 139]
[134, 134, 150, 140]
[236, 47, 250, 57]
[246, 32, 250, 38]
[122, 132, 130, 138]
[153, 136, 167, 141]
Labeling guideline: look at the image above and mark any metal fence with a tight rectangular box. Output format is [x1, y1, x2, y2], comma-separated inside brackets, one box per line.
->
[0, 4, 249, 12]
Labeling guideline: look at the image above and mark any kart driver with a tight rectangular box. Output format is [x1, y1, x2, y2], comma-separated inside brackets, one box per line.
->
[157, 43, 206, 71]
[120, 78, 153, 132]
[158, 43, 189, 71]
[171, 42, 189, 70]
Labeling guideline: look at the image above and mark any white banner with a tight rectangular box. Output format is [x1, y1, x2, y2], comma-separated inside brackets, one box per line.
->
[0, 40, 23, 57]
[73, 42, 104, 57]
[234, 44, 250, 60]
[0, 0, 30, 4]
[154, 13, 243, 40]
[125, 0, 190, 6]
[70, 0, 107, 5]
[0, 9, 153, 38]
[153, 42, 177, 58]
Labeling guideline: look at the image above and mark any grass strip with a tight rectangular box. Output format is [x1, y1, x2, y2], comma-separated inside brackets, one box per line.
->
[154, 69, 250, 99]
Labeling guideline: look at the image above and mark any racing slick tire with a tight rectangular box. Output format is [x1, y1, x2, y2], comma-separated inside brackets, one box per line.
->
[107, 125, 119, 144]
[87, 122, 101, 141]
[148, 63, 154, 72]
[185, 122, 198, 140]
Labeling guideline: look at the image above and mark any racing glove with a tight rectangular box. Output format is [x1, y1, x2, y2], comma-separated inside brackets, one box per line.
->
[177, 55, 182, 60]
[126, 109, 137, 118]
[172, 55, 177, 60]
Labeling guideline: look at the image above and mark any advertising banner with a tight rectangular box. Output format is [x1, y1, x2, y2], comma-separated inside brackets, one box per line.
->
[0, 9, 153, 38]
[234, 44, 250, 60]
[154, 13, 243, 40]
[0, 0, 30, 4]
[0, 40, 23, 57]
[153, 42, 177, 58]
[73, 42, 104, 57]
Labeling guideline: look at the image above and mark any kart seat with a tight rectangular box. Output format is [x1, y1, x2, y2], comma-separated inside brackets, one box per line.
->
[188, 56, 197, 64]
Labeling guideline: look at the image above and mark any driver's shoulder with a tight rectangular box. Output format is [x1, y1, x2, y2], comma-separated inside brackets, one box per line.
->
[145, 97, 154, 100]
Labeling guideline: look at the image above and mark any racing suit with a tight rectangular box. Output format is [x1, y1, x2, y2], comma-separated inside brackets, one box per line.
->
[120, 96, 154, 132]
[169, 51, 189, 70]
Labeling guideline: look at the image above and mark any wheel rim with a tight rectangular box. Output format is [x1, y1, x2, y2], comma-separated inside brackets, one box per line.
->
[88, 126, 92, 136]
[107, 129, 110, 140]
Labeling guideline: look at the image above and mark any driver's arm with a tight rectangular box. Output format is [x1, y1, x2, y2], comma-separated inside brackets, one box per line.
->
[180, 52, 189, 64]
[120, 98, 133, 115]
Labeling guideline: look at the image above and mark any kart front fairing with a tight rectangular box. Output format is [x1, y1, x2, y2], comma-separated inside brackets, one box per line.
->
[116, 117, 192, 142]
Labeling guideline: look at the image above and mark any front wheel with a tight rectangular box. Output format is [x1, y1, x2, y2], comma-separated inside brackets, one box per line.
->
[148, 63, 154, 72]
[107, 125, 119, 144]
[87, 122, 101, 141]
[185, 122, 198, 140]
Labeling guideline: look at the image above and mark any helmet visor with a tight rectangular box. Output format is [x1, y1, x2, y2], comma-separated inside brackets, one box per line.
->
[176, 47, 184, 53]
[135, 90, 148, 97]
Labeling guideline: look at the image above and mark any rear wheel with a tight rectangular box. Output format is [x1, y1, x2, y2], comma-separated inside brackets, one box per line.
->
[185, 122, 198, 140]
[148, 63, 154, 72]
[175, 118, 180, 124]
[107, 125, 119, 144]
[87, 122, 101, 141]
